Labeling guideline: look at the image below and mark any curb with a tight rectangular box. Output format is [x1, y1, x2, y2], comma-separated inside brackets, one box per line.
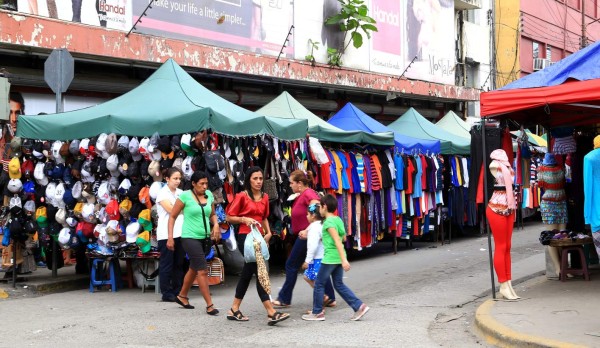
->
[474, 299, 587, 348]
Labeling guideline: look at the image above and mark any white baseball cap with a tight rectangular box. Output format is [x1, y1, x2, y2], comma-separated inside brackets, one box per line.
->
[34, 163, 49, 186]
[58, 227, 71, 247]
[45, 182, 57, 206]
[54, 183, 66, 208]
[128, 137, 142, 161]
[96, 133, 109, 159]
[97, 181, 111, 205]
[126, 221, 140, 243]
[149, 181, 163, 201]
[7, 179, 23, 193]
[52, 141, 65, 164]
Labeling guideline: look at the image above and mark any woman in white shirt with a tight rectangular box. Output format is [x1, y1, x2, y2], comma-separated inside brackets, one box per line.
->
[156, 168, 185, 302]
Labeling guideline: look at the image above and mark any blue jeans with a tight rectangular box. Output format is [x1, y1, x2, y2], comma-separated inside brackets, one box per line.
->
[278, 237, 335, 304]
[312, 263, 362, 314]
[158, 238, 186, 300]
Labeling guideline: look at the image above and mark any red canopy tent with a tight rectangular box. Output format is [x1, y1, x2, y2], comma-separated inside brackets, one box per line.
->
[480, 40, 600, 127]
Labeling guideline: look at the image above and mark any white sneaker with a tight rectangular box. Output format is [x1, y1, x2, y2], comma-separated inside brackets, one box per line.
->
[350, 303, 370, 321]
[302, 312, 325, 321]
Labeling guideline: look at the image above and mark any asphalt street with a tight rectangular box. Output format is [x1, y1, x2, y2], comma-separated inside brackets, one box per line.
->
[0, 221, 546, 348]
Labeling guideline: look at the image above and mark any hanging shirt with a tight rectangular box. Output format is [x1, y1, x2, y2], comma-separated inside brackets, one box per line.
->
[405, 156, 415, 195]
[412, 155, 422, 198]
[334, 150, 350, 191]
[355, 153, 366, 193]
[394, 152, 404, 191]
[369, 154, 382, 191]
[325, 150, 339, 190]
[348, 153, 361, 194]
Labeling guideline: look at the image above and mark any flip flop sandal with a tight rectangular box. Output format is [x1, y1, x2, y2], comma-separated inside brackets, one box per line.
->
[206, 304, 219, 316]
[227, 308, 249, 321]
[324, 298, 337, 308]
[271, 299, 290, 308]
[267, 311, 290, 326]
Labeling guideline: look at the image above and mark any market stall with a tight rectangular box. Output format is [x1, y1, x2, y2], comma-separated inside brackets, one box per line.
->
[480, 40, 600, 295]
[436, 111, 471, 139]
[2, 59, 310, 289]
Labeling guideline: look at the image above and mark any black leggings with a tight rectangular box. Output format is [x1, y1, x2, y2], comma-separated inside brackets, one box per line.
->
[234, 233, 270, 302]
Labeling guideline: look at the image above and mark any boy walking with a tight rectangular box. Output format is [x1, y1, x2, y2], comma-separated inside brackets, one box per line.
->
[302, 194, 370, 321]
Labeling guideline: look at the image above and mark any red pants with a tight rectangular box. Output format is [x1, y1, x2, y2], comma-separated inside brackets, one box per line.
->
[486, 206, 515, 283]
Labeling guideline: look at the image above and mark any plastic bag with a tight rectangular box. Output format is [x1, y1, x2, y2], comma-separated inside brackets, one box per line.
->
[224, 226, 237, 251]
[243, 224, 269, 263]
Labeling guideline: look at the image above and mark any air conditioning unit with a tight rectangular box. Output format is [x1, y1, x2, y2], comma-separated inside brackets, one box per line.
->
[533, 58, 550, 71]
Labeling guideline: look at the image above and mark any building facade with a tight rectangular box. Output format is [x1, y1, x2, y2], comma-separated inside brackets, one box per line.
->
[495, 0, 600, 89]
[0, 1, 484, 122]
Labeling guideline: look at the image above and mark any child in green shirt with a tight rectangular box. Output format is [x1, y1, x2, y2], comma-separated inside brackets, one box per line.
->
[302, 194, 370, 321]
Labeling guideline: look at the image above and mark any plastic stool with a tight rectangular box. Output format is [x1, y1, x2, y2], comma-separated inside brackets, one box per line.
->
[560, 246, 590, 282]
[141, 259, 160, 294]
[89, 258, 119, 292]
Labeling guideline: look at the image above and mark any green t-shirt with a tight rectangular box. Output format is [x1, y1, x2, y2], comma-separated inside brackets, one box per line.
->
[179, 190, 214, 239]
[321, 215, 346, 264]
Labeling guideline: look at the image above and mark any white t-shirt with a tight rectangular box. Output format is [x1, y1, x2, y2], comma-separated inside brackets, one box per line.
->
[305, 221, 324, 263]
[156, 185, 184, 240]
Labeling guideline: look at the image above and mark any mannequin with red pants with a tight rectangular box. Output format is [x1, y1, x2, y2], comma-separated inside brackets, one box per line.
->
[486, 149, 520, 300]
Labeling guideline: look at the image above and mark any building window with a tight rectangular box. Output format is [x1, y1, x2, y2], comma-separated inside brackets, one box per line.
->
[533, 41, 539, 59]
[465, 9, 479, 25]
[546, 45, 552, 60]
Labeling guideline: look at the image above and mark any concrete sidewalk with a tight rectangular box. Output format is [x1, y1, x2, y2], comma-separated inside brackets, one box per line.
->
[475, 266, 600, 348]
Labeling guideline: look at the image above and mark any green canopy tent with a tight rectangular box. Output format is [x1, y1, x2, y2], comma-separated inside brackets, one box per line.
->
[436, 111, 471, 139]
[387, 107, 470, 155]
[256, 91, 395, 146]
[17, 59, 307, 140]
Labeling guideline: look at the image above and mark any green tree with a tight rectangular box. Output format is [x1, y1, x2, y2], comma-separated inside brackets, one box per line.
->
[324, 0, 378, 67]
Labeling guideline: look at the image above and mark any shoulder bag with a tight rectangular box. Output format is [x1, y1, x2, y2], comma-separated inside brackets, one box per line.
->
[192, 190, 213, 255]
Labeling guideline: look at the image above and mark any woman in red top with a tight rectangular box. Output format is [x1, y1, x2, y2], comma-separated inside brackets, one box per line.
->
[225, 166, 289, 325]
[272, 170, 336, 308]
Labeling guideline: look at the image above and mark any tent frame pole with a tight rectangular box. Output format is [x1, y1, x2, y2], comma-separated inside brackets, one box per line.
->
[482, 119, 496, 299]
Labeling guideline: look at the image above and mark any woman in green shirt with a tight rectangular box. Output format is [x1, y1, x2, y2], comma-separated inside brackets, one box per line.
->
[168, 171, 221, 315]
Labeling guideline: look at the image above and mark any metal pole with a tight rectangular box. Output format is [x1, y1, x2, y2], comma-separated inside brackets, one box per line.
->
[481, 119, 496, 299]
[581, 0, 587, 48]
[12, 240, 16, 288]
